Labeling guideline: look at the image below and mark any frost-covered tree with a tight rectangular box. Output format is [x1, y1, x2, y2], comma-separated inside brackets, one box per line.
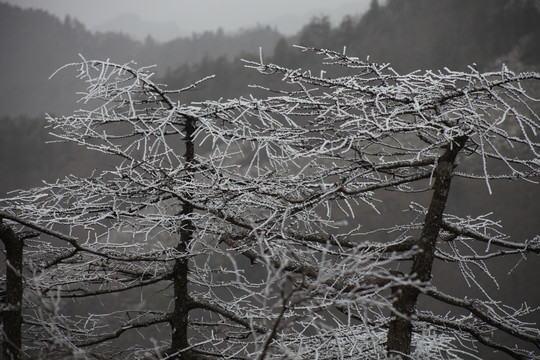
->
[1, 47, 540, 359]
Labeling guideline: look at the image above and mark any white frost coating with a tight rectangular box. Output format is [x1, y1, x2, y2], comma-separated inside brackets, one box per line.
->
[1, 47, 539, 359]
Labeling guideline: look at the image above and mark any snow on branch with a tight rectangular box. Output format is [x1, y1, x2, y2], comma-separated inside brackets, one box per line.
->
[1, 47, 539, 359]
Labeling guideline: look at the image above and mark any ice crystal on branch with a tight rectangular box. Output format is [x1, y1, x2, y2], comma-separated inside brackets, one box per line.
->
[1, 47, 539, 359]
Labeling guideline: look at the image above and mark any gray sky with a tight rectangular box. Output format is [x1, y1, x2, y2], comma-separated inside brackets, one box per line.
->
[5, 0, 371, 41]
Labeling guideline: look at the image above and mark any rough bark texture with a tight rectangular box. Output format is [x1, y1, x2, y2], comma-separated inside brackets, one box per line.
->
[0, 219, 24, 360]
[386, 136, 467, 358]
[170, 116, 196, 359]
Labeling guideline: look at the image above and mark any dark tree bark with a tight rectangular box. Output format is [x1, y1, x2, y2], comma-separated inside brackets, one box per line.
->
[386, 136, 467, 358]
[170, 116, 196, 359]
[0, 219, 24, 360]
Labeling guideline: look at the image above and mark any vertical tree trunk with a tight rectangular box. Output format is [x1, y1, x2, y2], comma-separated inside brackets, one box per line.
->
[386, 136, 467, 358]
[170, 116, 196, 359]
[1, 219, 24, 360]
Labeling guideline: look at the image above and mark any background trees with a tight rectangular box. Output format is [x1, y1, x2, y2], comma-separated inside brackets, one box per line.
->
[1, 46, 540, 359]
[2, 0, 539, 119]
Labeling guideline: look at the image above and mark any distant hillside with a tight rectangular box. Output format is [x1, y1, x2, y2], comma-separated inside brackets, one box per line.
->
[284, 0, 540, 71]
[0, 2, 281, 117]
[162, 0, 540, 105]
[1, 0, 539, 117]
[93, 13, 185, 42]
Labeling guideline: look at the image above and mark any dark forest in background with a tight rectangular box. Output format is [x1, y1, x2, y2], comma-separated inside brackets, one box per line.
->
[1, 0, 539, 120]
[1, 3, 540, 352]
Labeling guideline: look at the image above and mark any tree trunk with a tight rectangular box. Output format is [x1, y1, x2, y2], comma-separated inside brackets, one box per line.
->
[1, 219, 24, 360]
[170, 116, 196, 359]
[386, 136, 467, 358]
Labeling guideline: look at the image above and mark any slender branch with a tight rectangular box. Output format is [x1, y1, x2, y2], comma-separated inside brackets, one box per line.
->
[417, 313, 534, 360]
[189, 298, 267, 334]
[425, 288, 540, 346]
[441, 221, 540, 253]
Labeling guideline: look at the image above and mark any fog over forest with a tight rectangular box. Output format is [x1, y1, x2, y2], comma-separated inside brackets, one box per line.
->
[2, 0, 371, 40]
[2, 0, 538, 189]
[1, 1, 540, 359]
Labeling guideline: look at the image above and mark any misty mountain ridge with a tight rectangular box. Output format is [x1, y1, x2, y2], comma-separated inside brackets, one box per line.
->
[267, 0, 368, 34]
[1, 0, 539, 118]
[0, 2, 282, 117]
[163, 0, 540, 106]
[93, 12, 186, 42]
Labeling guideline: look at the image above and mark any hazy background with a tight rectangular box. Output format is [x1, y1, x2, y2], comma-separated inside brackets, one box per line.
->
[2, 0, 372, 41]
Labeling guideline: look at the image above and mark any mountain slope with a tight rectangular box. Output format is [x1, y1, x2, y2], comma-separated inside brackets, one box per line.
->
[0, 2, 281, 117]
